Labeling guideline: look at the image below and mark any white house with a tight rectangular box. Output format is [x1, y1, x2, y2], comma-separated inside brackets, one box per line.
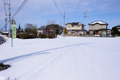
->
[66, 22, 86, 36]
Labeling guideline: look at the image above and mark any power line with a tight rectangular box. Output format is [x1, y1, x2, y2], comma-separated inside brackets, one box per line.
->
[0, 0, 28, 32]
[52, 0, 64, 17]
[75, 0, 81, 9]
[65, 0, 82, 22]
[12, 0, 28, 18]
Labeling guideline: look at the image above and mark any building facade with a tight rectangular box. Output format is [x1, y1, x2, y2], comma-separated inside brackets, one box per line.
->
[88, 21, 111, 36]
[66, 22, 86, 36]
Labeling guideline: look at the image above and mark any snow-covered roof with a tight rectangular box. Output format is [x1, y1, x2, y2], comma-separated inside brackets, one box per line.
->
[88, 21, 108, 25]
[2, 31, 9, 33]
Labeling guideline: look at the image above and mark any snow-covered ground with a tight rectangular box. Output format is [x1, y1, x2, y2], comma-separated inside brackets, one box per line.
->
[0, 36, 120, 80]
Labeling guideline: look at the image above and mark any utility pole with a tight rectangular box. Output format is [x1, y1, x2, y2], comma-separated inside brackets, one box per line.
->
[64, 11, 65, 27]
[5, 18, 7, 32]
[8, 0, 11, 38]
[84, 10, 87, 30]
[3, 0, 8, 32]
[63, 11, 65, 36]
[11, 18, 16, 47]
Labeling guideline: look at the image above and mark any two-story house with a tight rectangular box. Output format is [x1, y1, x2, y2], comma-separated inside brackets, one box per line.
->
[88, 21, 111, 36]
[66, 22, 86, 36]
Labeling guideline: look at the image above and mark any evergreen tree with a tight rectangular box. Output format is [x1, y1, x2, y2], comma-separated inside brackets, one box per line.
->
[21, 29, 24, 33]
[18, 24, 21, 34]
[111, 26, 120, 36]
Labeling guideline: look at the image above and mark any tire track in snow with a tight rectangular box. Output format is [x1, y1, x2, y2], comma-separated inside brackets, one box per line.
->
[19, 46, 76, 80]
[19, 38, 90, 80]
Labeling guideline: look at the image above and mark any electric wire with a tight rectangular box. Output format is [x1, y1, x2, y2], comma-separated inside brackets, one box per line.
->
[52, 0, 82, 23]
[52, 0, 64, 17]
[12, 0, 28, 18]
[0, 0, 28, 32]
[66, 0, 82, 22]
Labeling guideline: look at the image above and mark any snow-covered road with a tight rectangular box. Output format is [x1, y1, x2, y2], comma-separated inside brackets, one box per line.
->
[0, 36, 120, 80]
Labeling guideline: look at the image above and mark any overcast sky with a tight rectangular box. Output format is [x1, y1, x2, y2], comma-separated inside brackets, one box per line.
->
[0, 0, 120, 30]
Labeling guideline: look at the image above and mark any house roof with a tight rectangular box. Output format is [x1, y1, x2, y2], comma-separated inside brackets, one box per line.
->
[2, 31, 9, 33]
[38, 28, 46, 30]
[66, 22, 84, 25]
[88, 21, 108, 25]
[115, 25, 120, 28]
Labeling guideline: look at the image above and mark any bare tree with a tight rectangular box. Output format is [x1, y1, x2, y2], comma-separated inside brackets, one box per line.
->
[25, 23, 37, 34]
[47, 20, 56, 25]
[40, 25, 46, 29]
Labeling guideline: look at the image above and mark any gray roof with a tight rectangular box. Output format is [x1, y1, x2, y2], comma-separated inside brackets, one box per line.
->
[88, 21, 108, 25]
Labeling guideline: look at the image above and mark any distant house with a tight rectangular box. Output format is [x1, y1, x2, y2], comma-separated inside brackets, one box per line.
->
[46, 24, 63, 34]
[66, 22, 86, 36]
[2, 31, 9, 35]
[88, 21, 111, 36]
[37, 28, 46, 36]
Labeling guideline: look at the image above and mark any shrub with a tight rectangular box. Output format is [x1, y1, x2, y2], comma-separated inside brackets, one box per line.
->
[18, 33, 37, 39]
[38, 34, 46, 38]
[47, 34, 56, 38]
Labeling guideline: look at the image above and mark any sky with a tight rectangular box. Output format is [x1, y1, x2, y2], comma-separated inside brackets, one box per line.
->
[0, 0, 120, 31]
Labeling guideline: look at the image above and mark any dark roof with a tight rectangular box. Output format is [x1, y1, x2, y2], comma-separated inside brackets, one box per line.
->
[38, 28, 46, 30]
[66, 22, 83, 25]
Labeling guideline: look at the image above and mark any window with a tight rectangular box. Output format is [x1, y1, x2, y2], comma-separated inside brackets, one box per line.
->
[68, 25, 71, 27]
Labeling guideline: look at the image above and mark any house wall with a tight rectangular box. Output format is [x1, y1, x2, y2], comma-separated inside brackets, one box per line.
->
[66, 24, 82, 30]
[89, 31, 94, 35]
[67, 30, 83, 36]
[89, 30, 111, 36]
[37, 30, 44, 34]
[100, 31, 107, 36]
[89, 24, 107, 30]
